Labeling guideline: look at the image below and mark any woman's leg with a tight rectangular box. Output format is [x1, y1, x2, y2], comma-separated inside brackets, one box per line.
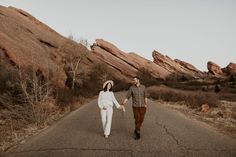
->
[104, 107, 113, 136]
[100, 109, 107, 132]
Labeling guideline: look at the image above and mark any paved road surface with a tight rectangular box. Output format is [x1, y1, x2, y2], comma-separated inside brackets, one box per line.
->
[6, 93, 236, 157]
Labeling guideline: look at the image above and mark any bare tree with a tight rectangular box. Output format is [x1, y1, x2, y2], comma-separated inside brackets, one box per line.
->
[15, 51, 54, 126]
[66, 53, 87, 90]
[18, 67, 52, 125]
[68, 33, 91, 49]
[60, 36, 89, 90]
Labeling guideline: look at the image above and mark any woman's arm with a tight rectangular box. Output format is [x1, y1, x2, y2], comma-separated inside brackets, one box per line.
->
[111, 92, 121, 108]
[98, 91, 103, 109]
[112, 93, 125, 112]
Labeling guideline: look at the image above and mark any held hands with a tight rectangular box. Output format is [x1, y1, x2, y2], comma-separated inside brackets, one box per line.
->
[144, 103, 148, 108]
[119, 105, 126, 112]
[144, 98, 148, 108]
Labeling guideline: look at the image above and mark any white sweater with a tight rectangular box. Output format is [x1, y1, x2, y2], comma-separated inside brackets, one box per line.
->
[98, 91, 120, 109]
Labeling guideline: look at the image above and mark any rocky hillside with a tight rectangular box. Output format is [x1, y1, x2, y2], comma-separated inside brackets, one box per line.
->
[0, 6, 70, 87]
[0, 5, 235, 89]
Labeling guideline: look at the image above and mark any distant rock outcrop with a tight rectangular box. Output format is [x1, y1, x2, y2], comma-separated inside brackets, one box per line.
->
[225, 63, 236, 75]
[174, 59, 200, 73]
[207, 61, 236, 77]
[152, 50, 203, 78]
[207, 61, 223, 76]
[91, 39, 170, 80]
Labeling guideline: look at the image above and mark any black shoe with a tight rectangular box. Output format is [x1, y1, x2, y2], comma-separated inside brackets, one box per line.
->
[134, 130, 140, 140]
[137, 131, 140, 139]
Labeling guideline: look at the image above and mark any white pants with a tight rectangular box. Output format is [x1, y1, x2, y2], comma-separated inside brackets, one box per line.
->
[100, 106, 113, 136]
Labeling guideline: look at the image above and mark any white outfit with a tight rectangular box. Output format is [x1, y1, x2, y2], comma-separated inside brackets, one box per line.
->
[98, 91, 120, 136]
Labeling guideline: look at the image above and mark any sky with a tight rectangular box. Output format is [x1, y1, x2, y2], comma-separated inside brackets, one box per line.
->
[1, 0, 236, 71]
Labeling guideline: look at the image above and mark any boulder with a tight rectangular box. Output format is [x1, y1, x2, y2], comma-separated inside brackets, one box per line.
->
[201, 104, 210, 113]
[225, 62, 236, 75]
[207, 61, 223, 75]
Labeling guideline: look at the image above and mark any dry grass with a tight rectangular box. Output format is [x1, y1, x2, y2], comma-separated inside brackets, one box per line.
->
[0, 36, 93, 153]
[147, 85, 220, 108]
[0, 60, 80, 152]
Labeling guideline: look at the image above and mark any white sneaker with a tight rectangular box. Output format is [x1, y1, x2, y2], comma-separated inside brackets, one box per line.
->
[104, 135, 109, 138]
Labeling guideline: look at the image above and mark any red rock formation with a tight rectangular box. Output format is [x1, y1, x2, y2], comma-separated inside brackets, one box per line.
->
[2, 5, 235, 88]
[91, 39, 170, 80]
[207, 61, 223, 75]
[174, 59, 200, 73]
[225, 62, 236, 75]
[152, 50, 203, 78]
[0, 5, 70, 87]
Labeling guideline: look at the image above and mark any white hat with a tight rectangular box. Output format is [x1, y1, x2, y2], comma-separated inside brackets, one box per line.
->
[103, 80, 114, 89]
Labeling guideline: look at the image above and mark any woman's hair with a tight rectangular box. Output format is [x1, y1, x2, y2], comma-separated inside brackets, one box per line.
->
[103, 83, 113, 92]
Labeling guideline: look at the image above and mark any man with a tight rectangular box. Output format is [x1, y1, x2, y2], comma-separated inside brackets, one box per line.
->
[122, 77, 148, 140]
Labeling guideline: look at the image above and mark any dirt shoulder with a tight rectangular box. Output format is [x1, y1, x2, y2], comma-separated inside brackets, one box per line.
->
[154, 100, 236, 139]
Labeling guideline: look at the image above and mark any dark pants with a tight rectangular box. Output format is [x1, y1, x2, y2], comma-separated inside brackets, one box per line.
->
[132, 106, 146, 131]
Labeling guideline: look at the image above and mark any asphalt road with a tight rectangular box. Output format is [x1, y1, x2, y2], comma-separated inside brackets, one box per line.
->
[6, 92, 236, 157]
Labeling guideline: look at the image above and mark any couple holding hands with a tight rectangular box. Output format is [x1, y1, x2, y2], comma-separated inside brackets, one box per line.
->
[98, 77, 148, 140]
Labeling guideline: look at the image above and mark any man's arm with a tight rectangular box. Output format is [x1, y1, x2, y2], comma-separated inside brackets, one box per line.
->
[122, 98, 128, 105]
[144, 86, 148, 107]
[122, 87, 132, 106]
[144, 97, 148, 107]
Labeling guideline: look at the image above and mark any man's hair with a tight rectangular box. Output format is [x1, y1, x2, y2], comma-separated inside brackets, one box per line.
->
[103, 83, 113, 92]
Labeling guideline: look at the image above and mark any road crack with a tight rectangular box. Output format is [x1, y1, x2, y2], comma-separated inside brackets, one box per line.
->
[156, 121, 192, 156]
[162, 125, 180, 146]
[156, 121, 236, 156]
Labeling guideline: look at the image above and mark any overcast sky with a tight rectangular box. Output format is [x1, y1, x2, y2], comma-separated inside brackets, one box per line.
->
[1, 0, 236, 71]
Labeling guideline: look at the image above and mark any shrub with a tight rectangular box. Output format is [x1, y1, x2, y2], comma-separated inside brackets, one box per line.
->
[217, 93, 236, 102]
[230, 75, 235, 85]
[186, 93, 219, 108]
[147, 86, 220, 108]
[78, 63, 107, 97]
[17, 67, 55, 126]
[0, 62, 22, 107]
[54, 87, 74, 107]
[78, 63, 130, 97]
[113, 79, 130, 92]
[137, 68, 163, 87]
[166, 72, 194, 82]
[214, 84, 221, 93]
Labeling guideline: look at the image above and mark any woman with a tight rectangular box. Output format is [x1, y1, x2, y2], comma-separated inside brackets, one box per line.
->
[98, 80, 125, 138]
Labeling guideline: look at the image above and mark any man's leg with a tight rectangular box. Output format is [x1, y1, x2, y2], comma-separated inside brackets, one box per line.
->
[137, 107, 146, 138]
[132, 107, 141, 131]
[133, 107, 141, 139]
[139, 107, 147, 129]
